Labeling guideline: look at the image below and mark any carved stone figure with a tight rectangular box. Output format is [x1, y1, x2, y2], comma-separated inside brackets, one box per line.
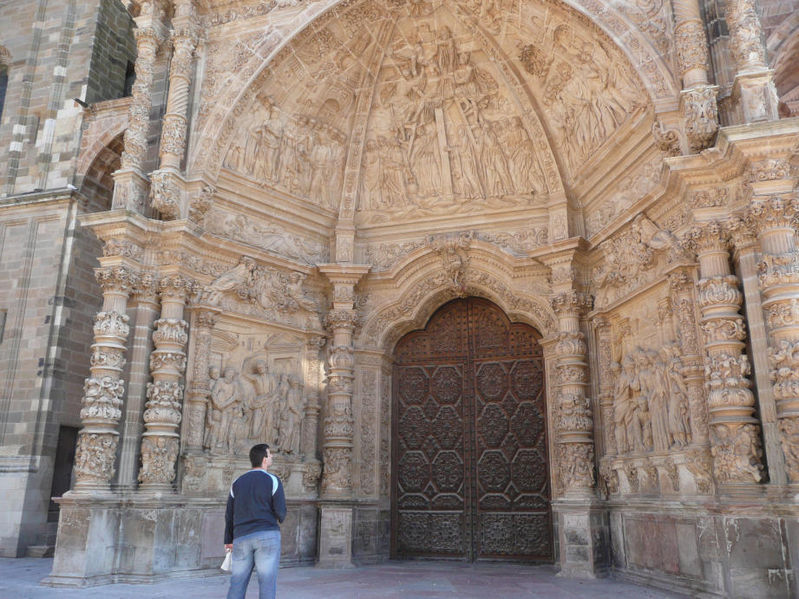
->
[277, 375, 304, 454]
[243, 360, 277, 440]
[205, 366, 241, 452]
[203, 256, 257, 305]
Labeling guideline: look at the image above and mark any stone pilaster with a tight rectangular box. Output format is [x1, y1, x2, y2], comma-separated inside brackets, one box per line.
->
[184, 307, 218, 452]
[684, 221, 764, 485]
[673, 0, 718, 152]
[116, 273, 159, 490]
[302, 335, 326, 460]
[592, 317, 615, 457]
[551, 290, 595, 498]
[138, 274, 193, 491]
[667, 266, 709, 446]
[746, 197, 799, 482]
[72, 266, 137, 492]
[113, 15, 165, 212]
[724, 0, 779, 123]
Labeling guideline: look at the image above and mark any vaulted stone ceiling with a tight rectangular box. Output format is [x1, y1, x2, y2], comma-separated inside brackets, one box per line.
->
[208, 0, 658, 231]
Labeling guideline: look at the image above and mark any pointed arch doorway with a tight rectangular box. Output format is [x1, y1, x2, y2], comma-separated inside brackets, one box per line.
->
[391, 297, 552, 562]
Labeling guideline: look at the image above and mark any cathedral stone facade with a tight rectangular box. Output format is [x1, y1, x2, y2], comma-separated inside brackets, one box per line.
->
[1, 0, 798, 596]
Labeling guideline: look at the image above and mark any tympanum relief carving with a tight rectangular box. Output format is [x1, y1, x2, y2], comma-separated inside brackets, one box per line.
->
[356, 19, 549, 224]
[223, 94, 348, 211]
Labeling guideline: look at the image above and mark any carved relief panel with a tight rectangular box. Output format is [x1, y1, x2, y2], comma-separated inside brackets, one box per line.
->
[356, 10, 551, 225]
[181, 320, 323, 497]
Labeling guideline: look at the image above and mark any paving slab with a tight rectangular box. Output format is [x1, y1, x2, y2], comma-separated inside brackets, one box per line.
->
[0, 558, 688, 598]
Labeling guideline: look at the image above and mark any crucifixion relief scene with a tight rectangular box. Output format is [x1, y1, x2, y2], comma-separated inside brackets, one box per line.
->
[1, 0, 799, 596]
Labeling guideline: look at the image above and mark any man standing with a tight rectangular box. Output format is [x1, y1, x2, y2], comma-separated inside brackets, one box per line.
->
[224, 444, 286, 599]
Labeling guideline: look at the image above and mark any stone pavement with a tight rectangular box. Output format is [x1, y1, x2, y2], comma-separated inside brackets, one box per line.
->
[1, 558, 687, 598]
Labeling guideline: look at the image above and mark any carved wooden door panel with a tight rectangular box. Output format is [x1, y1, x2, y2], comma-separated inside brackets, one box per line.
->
[392, 298, 552, 562]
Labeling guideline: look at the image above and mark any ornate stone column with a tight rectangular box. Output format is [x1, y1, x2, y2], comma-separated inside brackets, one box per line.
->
[138, 274, 193, 491]
[150, 0, 197, 219]
[73, 266, 137, 492]
[113, 3, 166, 212]
[184, 307, 218, 452]
[317, 264, 369, 568]
[746, 197, 799, 482]
[550, 289, 606, 579]
[672, 0, 718, 152]
[724, 0, 779, 122]
[684, 221, 764, 485]
[552, 291, 595, 497]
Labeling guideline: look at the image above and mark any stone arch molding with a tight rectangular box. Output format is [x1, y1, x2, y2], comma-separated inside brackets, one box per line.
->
[357, 245, 557, 351]
[188, 0, 678, 191]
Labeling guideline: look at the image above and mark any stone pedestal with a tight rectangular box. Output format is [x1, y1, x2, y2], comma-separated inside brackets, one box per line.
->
[553, 500, 609, 579]
[316, 505, 354, 568]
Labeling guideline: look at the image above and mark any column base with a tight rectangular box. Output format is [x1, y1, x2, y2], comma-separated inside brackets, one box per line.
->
[111, 167, 150, 214]
[553, 499, 609, 579]
[732, 70, 780, 124]
[316, 505, 355, 568]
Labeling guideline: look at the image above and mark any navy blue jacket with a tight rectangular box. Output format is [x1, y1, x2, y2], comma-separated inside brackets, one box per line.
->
[224, 469, 286, 544]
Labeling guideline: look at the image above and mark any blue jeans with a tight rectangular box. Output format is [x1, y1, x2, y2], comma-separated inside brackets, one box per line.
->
[227, 529, 281, 599]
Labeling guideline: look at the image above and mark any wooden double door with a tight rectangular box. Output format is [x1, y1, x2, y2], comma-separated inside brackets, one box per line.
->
[391, 298, 552, 562]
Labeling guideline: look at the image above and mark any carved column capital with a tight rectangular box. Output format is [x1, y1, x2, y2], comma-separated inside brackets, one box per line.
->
[683, 221, 729, 254]
[746, 196, 798, 234]
[96, 265, 138, 295]
[159, 273, 196, 300]
[550, 291, 592, 319]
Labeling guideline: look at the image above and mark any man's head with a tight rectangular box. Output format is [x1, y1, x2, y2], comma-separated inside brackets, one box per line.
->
[249, 443, 272, 469]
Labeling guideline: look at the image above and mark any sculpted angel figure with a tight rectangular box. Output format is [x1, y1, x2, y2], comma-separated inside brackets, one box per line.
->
[284, 272, 316, 312]
[202, 256, 257, 305]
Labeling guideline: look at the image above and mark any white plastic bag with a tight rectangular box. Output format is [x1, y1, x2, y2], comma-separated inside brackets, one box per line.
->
[221, 549, 232, 573]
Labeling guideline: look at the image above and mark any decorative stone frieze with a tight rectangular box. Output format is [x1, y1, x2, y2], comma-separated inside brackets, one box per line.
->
[683, 222, 764, 484]
[73, 266, 137, 491]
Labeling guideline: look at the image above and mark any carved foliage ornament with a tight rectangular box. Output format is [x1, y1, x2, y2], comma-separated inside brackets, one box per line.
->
[138, 435, 180, 485]
[81, 376, 125, 422]
[74, 433, 118, 484]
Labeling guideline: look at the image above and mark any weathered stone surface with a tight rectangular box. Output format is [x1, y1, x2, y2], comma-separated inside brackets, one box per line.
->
[1, 1, 799, 597]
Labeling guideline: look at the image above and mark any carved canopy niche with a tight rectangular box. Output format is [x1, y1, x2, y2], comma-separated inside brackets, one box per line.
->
[209, 0, 653, 233]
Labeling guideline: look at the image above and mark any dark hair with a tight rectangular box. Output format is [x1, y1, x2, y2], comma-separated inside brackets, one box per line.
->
[249, 443, 270, 468]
